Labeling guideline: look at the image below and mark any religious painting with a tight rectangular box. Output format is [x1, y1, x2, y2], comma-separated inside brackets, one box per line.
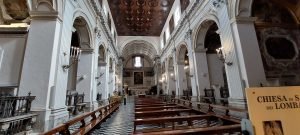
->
[134, 72, 143, 84]
[263, 120, 284, 135]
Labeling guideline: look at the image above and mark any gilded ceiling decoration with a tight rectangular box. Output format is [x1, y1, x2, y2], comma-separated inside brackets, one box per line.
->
[108, 0, 175, 36]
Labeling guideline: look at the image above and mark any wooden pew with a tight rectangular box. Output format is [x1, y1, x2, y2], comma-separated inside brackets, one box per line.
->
[43, 100, 121, 135]
[134, 114, 212, 131]
[173, 98, 243, 124]
[134, 124, 241, 135]
[135, 104, 176, 108]
[133, 97, 242, 135]
[135, 106, 181, 112]
[135, 109, 192, 118]
[210, 104, 248, 120]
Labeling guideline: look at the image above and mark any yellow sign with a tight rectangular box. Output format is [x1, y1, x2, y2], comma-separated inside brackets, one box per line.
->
[246, 86, 300, 135]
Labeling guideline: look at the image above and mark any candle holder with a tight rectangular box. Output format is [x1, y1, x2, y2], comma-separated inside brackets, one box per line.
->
[62, 46, 82, 71]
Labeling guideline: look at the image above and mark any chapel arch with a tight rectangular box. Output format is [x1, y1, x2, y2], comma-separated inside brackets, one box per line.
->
[252, 0, 300, 86]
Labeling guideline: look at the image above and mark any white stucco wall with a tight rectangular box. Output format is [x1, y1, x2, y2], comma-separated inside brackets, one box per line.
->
[0, 34, 27, 87]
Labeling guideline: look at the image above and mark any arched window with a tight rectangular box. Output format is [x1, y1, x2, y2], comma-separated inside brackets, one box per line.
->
[134, 56, 142, 68]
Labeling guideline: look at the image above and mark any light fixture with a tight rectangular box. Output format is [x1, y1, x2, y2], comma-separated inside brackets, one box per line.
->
[216, 47, 233, 66]
[62, 46, 82, 70]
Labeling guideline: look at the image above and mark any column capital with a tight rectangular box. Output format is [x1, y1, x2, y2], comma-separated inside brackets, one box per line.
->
[30, 11, 61, 21]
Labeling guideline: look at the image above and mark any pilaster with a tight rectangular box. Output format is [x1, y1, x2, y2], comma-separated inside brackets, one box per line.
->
[19, 11, 68, 132]
[230, 17, 267, 87]
[76, 50, 96, 108]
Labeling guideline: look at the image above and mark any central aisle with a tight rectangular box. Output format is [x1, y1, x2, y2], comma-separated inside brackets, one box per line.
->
[89, 96, 135, 135]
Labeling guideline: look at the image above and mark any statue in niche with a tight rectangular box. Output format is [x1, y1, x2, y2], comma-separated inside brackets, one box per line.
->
[3, 0, 29, 21]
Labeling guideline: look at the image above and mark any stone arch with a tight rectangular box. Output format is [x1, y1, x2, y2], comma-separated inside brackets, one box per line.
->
[176, 44, 188, 65]
[252, 0, 300, 86]
[229, 0, 254, 18]
[193, 15, 220, 51]
[72, 9, 93, 49]
[123, 54, 154, 68]
[119, 38, 160, 55]
[121, 40, 158, 60]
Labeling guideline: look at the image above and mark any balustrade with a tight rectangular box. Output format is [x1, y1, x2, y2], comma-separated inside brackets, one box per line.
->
[0, 93, 35, 118]
[0, 93, 37, 135]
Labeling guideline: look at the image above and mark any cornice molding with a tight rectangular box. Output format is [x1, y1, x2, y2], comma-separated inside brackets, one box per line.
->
[0, 26, 29, 34]
[160, 0, 201, 59]
[90, 0, 119, 58]
[29, 11, 62, 21]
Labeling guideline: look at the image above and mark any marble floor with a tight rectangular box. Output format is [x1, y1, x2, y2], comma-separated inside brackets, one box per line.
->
[89, 96, 135, 135]
[88, 96, 219, 135]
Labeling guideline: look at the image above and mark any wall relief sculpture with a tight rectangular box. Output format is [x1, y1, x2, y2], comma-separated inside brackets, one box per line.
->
[0, 0, 29, 23]
[260, 28, 298, 69]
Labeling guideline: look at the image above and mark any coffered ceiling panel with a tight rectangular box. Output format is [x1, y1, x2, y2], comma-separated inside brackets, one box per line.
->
[108, 0, 175, 36]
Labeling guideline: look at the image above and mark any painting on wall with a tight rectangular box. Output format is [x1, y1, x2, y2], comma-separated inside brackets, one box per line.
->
[134, 72, 143, 84]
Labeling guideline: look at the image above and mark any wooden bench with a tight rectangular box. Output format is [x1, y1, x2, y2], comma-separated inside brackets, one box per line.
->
[134, 114, 212, 131]
[135, 104, 176, 108]
[215, 97, 229, 106]
[43, 100, 121, 135]
[133, 97, 243, 135]
[134, 124, 241, 135]
[135, 106, 181, 112]
[210, 104, 248, 120]
[173, 98, 193, 108]
[135, 109, 192, 118]
[173, 99, 243, 124]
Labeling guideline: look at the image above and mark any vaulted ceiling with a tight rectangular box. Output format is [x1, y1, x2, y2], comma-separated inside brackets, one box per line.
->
[108, 0, 175, 36]
[122, 40, 157, 60]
